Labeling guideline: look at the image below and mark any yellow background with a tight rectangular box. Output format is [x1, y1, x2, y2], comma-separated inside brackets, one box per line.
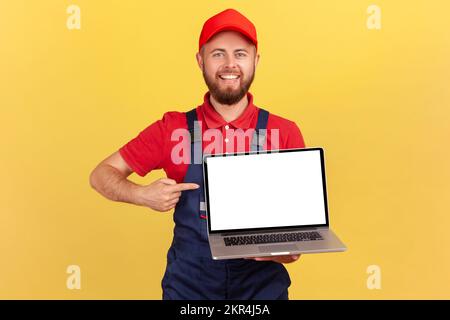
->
[1, 0, 449, 299]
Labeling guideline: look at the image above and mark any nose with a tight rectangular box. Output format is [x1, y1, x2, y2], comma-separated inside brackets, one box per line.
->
[223, 55, 238, 69]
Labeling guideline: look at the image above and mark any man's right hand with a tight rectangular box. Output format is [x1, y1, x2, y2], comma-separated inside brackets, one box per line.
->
[90, 151, 199, 212]
[137, 178, 199, 212]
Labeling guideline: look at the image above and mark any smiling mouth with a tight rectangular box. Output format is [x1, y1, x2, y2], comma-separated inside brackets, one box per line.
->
[218, 74, 240, 80]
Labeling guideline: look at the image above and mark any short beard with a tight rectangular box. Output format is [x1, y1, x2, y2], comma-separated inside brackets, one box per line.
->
[202, 65, 255, 105]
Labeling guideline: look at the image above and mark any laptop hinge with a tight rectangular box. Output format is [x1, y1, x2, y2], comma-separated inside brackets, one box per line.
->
[220, 226, 327, 237]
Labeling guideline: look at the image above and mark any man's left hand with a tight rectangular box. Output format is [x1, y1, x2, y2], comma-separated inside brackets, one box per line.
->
[244, 254, 301, 264]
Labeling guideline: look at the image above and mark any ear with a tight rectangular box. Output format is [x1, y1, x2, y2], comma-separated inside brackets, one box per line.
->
[255, 52, 260, 68]
[196, 52, 203, 70]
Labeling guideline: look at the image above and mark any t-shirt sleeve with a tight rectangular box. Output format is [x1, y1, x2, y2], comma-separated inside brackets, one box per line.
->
[119, 113, 173, 177]
[285, 120, 306, 149]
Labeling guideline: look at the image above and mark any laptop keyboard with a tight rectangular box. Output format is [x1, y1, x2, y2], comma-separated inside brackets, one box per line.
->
[224, 231, 323, 246]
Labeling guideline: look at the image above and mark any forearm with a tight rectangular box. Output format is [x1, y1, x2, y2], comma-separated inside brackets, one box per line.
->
[90, 164, 143, 206]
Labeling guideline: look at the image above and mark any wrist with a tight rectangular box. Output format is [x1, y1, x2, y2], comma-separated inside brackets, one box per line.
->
[130, 183, 145, 207]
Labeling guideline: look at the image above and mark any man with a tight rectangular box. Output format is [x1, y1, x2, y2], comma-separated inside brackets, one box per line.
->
[90, 8, 306, 300]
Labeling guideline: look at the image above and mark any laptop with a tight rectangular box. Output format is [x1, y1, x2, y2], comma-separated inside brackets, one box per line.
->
[202, 147, 347, 260]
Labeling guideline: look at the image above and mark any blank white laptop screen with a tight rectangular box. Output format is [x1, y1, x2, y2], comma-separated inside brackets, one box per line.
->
[205, 149, 327, 231]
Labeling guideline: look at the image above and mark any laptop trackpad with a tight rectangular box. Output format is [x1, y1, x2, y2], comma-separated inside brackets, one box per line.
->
[258, 244, 298, 253]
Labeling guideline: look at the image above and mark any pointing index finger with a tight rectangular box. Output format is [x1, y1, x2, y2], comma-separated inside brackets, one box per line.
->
[169, 183, 200, 192]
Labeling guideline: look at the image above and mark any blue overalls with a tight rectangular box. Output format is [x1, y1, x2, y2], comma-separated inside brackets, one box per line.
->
[161, 107, 291, 300]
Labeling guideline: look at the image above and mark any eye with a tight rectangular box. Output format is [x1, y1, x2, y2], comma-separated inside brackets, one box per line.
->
[212, 52, 224, 57]
[236, 52, 247, 57]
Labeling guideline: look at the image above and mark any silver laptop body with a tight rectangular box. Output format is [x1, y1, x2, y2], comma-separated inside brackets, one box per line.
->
[202, 147, 347, 260]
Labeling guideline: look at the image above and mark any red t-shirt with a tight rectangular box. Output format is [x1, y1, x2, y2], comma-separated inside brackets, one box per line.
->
[119, 91, 306, 183]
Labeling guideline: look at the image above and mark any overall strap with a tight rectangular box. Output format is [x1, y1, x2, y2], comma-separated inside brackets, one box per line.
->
[186, 108, 202, 164]
[186, 108, 206, 212]
[251, 108, 270, 152]
[186, 108, 201, 143]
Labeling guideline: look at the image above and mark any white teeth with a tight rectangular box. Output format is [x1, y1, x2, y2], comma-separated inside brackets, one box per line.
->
[219, 74, 239, 80]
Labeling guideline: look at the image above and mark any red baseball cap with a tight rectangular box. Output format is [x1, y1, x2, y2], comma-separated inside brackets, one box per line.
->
[199, 8, 258, 52]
